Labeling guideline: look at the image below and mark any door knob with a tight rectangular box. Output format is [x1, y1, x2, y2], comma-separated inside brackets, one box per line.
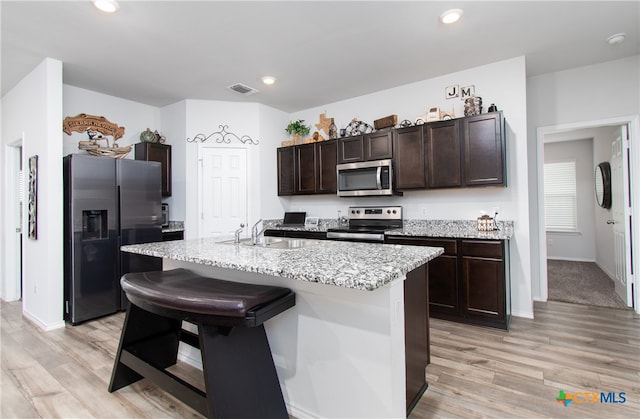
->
[606, 220, 615, 224]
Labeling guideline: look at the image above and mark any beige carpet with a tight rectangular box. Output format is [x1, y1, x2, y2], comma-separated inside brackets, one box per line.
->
[547, 259, 627, 309]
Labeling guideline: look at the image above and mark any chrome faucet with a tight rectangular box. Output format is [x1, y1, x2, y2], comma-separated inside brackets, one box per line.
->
[251, 219, 264, 245]
[234, 223, 245, 244]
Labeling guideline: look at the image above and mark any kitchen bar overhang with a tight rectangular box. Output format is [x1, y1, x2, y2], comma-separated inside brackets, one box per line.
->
[121, 238, 443, 418]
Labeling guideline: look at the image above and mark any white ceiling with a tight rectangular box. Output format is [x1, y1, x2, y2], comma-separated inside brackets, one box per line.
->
[2, 1, 639, 112]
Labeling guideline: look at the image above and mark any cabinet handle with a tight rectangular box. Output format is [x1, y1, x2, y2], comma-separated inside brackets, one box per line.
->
[606, 220, 615, 224]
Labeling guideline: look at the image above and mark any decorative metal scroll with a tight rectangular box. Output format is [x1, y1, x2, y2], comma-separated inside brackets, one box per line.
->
[186, 125, 259, 145]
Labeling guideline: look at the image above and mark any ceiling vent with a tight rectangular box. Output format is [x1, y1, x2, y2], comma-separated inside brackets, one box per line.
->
[228, 83, 259, 95]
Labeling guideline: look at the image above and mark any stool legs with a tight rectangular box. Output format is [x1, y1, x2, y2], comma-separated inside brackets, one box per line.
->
[109, 303, 182, 392]
[199, 323, 288, 419]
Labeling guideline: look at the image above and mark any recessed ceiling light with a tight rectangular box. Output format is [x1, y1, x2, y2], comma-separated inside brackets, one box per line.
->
[261, 76, 277, 85]
[440, 8, 463, 24]
[607, 33, 626, 45]
[93, 0, 120, 13]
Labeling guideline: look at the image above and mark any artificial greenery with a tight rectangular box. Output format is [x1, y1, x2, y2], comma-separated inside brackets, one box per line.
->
[285, 120, 311, 136]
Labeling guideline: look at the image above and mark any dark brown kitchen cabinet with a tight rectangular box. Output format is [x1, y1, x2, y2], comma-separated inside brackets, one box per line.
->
[462, 112, 505, 186]
[316, 140, 337, 193]
[460, 240, 508, 328]
[337, 131, 392, 163]
[135, 142, 172, 196]
[384, 235, 510, 330]
[277, 146, 295, 196]
[364, 130, 393, 161]
[278, 141, 337, 196]
[162, 230, 184, 241]
[424, 119, 463, 188]
[337, 135, 364, 163]
[393, 126, 426, 189]
[294, 143, 317, 194]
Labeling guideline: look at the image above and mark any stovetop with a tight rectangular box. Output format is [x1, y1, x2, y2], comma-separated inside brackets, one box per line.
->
[327, 206, 403, 234]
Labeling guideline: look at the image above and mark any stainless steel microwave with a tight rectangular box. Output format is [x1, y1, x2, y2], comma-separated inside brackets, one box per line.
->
[336, 159, 394, 197]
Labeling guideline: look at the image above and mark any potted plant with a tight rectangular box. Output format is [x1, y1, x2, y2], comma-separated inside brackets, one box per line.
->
[285, 120, 310, 145]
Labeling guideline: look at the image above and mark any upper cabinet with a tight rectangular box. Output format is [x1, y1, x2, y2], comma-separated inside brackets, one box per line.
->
[425, 119, 463, 189]
[277, 141, 337, 196]
[462, 112, 505, 186]
[394, 126, 426, 190]
[135, 142, 172, 196]
[337, 131, 392, 164]
[277, 146, 295, 196]
[277, 111, 505, 196]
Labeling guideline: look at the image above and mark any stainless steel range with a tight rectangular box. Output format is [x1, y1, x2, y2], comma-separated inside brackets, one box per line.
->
[326, 206, 402, 242]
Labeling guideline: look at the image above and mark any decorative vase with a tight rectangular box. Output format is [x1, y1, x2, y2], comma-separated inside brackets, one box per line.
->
[292, 133, 303, 145]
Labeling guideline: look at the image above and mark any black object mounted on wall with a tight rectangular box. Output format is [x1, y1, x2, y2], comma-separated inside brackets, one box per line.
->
[594, 161, 612, 209]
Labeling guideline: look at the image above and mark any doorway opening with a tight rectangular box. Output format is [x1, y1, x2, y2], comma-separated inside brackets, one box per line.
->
[537, 116, 639, 313]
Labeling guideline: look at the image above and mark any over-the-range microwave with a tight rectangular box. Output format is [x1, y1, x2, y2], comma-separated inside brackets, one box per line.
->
[336, 159, 396, 197]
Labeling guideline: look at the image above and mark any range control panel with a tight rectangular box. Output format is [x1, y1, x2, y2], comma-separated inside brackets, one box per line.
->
[348, 206, 402, 221]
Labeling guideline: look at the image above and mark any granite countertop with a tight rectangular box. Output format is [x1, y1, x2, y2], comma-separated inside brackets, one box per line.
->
[121, 238, 443, 291]
[162, 221, 184, 233]
[264, 219, 514, 240]
[386, 219, 514, 240]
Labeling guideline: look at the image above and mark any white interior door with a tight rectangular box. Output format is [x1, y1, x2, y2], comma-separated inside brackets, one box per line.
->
[199, 147, 248, 239]
[610, 128, 632, 306]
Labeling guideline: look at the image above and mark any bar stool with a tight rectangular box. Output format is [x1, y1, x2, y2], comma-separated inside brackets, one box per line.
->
[108, 268, 295, 419]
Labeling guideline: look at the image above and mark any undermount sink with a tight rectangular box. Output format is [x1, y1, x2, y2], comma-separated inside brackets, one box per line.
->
[218, 237, 321, 249]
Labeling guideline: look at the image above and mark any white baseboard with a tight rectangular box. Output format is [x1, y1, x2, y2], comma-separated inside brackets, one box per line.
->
[22, 309, 65, 331]
[594, 261, 616, 282]
[547, 256, 596, 262]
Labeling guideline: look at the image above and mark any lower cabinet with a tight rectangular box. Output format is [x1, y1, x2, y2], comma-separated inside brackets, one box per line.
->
[385, 236, 511, 330]
[264, 229, 327, 240]
[162, 230, 184, 241]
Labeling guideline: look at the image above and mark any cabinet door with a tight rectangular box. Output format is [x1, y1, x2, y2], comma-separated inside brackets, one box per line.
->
[295, 143, 317, 194]
[316, 141, 337, 193]
[463, 112, 505, 186]
[337, 136, 364, 163]
[277, 147, 295, 196]
[428, 254, 458, 315]
[393, 126, 426, 189]
[461, 240, 505, 322]
[364, 131, 393, 161]
[425, 120, 462, 188]
[135, 143, 172, 196]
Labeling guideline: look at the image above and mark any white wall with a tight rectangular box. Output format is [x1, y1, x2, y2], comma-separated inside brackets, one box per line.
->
[182, 100, 288, 239]
[527, 55, 640, 301]
[63, 85, 161, 158]
[258, 104, 291, 219]
[286, 57, 533, 318]
[1, 58, 64, 330]
[160, 100, 187, 222]
[544, 139, 595, 261]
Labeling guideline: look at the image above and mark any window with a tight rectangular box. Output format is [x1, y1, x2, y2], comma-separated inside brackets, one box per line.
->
[544, 160, 577, 231]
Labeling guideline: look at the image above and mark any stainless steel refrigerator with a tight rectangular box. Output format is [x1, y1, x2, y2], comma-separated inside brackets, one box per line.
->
[63, 154, 163, 325]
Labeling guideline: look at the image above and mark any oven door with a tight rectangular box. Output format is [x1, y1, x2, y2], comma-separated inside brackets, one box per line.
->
[337, 159, 393, 197]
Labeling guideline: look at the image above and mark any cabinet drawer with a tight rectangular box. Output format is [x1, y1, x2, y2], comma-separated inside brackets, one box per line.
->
[461, 240, 503, 259]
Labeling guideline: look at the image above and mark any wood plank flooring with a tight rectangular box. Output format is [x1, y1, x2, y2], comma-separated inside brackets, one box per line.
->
[2, 300, 638, 418]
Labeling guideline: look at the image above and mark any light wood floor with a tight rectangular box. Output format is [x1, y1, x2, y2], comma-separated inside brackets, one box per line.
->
[2, 300, 638, 418]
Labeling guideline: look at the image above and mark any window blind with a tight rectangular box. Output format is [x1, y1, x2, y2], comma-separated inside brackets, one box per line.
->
[544, 161, 577, 231]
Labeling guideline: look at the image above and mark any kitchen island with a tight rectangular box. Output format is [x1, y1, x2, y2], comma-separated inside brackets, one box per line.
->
[121, 237, 443, 419]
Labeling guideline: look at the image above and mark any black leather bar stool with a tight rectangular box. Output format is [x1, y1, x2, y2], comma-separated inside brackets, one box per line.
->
[108, 268, 295, 419]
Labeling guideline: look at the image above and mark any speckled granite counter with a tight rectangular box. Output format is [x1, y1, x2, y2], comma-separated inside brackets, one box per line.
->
[264, 218, 514, 240]
[161, 220, 184, 234]
[122, 235, 441, 418]
[386, 219, 514, 240]
[121, 237, 442, 291]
